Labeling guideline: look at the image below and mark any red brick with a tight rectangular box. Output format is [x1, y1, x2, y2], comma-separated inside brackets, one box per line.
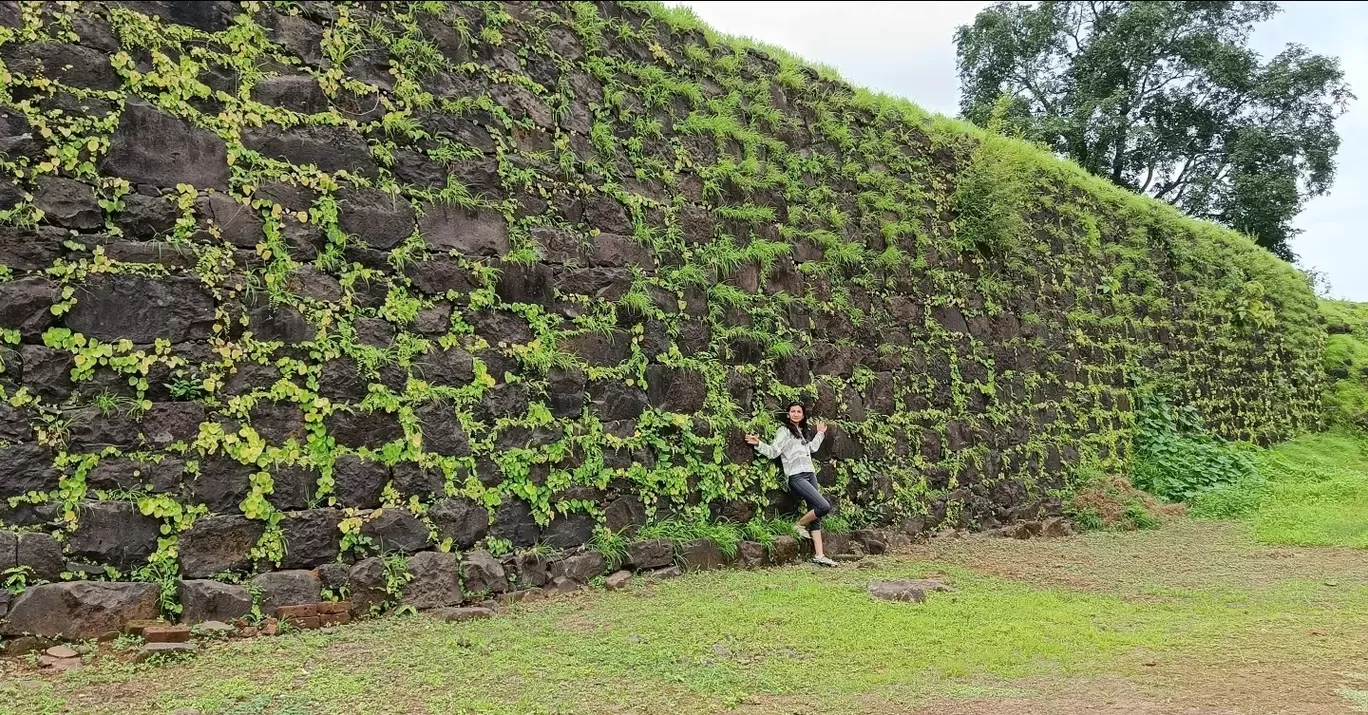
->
[320, 612, 351, 626]
[123, 619, 164, 636]
[142, 624, 191, 644]
[318, 601, 350, 615]
[276, 603, 318, 620]
[290, 616, 321, 630]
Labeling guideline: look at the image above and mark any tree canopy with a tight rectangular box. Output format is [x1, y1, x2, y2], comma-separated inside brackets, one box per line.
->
[955, 1, 1353, 260]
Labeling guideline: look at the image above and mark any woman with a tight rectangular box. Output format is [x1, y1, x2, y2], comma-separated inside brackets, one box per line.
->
[746, 402, 839, 567]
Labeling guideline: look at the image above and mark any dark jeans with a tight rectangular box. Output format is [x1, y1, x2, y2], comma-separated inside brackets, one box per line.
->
[788, 472, 832, 530]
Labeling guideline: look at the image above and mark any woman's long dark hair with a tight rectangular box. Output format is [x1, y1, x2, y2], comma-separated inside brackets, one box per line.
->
[783, 401, 808, 441]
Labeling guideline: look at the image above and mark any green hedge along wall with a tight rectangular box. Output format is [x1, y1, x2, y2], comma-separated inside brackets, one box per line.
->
[0, 0, 1323, 598]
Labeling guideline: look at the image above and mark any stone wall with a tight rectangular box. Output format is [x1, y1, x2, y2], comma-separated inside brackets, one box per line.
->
[0, 0, 1322, 628]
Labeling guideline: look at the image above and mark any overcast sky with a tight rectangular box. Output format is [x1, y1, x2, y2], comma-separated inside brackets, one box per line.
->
[671, 1, 1367, 301]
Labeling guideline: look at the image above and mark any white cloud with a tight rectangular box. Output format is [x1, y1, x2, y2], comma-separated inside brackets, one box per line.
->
[671, 1, 1368, 300]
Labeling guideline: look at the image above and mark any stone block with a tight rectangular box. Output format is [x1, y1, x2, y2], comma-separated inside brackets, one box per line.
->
[67, 501, 162, 568]
[179, 515, 264, 578]
[249, 570, 321, 616]
[429, 497, 488, 550]
[625, 539, 673, 570]
[142, 624, 191, 643]
[178, 580, 251, 625]
[460, 551, 509, 596]
[101, 101, 228, 190]
[3, 581, 161, 639]
[402, 551, 462, 609]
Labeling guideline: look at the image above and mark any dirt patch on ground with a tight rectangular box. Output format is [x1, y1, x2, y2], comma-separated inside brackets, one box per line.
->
[1073, 475, 1188, 529]
[898, 655, 1366, 715]
[903, 519, 1368, 597]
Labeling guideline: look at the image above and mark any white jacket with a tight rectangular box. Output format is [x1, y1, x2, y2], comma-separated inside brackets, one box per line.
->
[753, 427, 824, 477]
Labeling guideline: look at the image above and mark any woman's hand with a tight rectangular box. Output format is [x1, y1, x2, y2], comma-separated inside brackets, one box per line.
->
[744, 434, 761, 446]
[815, 421, 828, 433]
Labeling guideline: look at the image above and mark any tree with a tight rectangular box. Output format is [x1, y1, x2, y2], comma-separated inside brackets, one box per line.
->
[954, 1, 1353, 260]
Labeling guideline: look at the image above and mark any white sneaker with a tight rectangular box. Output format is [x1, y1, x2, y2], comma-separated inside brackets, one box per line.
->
[794, 524, 811, 540]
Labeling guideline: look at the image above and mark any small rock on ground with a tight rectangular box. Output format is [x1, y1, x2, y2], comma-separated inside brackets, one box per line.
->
[605, 570, 632, 591]
[37, 655, 82, 671]
[867, 579, 956, 604]
[191, 620, 235, 636]
[431, 606, 494, 623]
[44, 645, 79, 659]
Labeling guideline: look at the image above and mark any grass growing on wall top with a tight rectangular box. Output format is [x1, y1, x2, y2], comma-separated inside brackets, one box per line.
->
[1321, 299, 1368, 428]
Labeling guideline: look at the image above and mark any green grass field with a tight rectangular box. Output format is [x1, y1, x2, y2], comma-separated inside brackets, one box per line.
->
[1192, 428, 1368, 548]
[5, 430, 1368, 715]
[4, 515, 1365, 715]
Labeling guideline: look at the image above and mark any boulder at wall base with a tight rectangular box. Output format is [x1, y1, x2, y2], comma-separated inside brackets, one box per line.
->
[625, 539, 673, 571]
[402, 551, 462, 609]
[770, 536, 801, 565]
[460, 550, 509, 596]
[509, 552, 551, 589]
[345, 556, 390, 617]
[680, 539, 727, 571]
[249, 570, 321, 616]
[178, 580, 251, 625]
[549, 551, 606, 584]
[822, 532, 855, 557]
[736, 541, 767, 569]
[2, 581, 161, 639]
[867, 579, 956, 604]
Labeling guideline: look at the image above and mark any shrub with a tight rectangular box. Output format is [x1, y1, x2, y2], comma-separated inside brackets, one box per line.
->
[1130, 392, 1258, 502]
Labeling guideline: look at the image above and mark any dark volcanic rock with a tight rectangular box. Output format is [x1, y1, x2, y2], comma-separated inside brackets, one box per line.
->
[278, 508, 342, 569]
[402, 550, 462, 609]
[243, 123, 376, 176]
[420, 205, 509, 256]
[429, 497, 488, 550]
[101, 101, 229, 190]
[178, 579, 251, 624]
[178, 515, 265, 578]
[2, 581, 161, 639]
[0, 443, 59, 499]
[361, 508, 431, 554]
[250, 569, 322, 615]
[330, 455, 388, 509]
[66, 275, 215, 344]
[66, 501, 163, 569]
[252, 74, 328, 114]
